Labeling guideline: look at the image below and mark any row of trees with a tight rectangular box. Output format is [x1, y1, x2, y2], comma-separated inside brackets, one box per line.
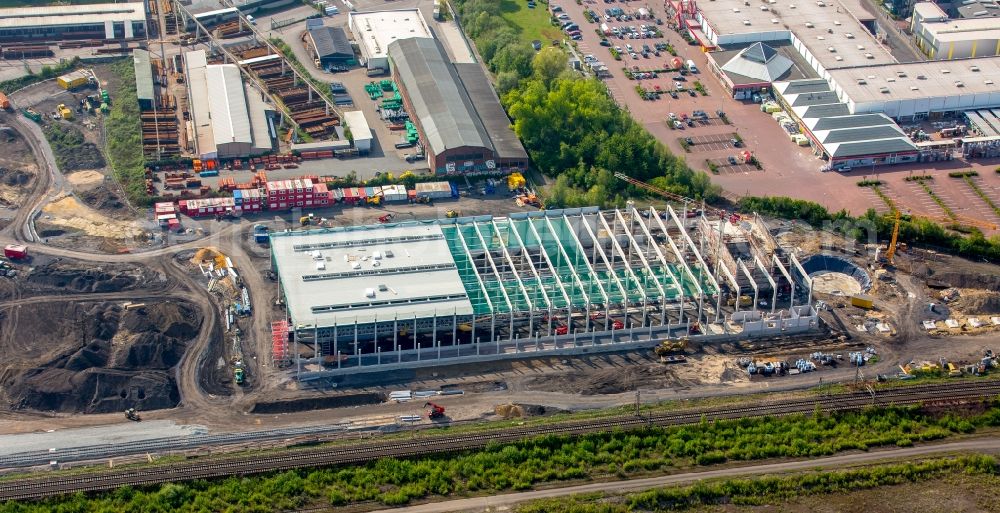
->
[452, 0, 719, 209]
[738, 196, 1000, 261]
[0, 57, 80, 94]
[7, 403, 1000, 512]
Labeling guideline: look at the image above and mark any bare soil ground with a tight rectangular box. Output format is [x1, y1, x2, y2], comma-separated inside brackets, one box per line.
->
[0, 124, 38, 208]
[687, 473, 1000, 512]
[0, 259, 201, 414]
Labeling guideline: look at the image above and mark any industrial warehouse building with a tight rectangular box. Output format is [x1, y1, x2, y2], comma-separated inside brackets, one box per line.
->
[269, 207, 819, 378]
[307, 25, 355, 68]
[133, 49, 155, 110]
[342, 111, 373, 154]
[184, 50, 275, 159]
[348, 9, 433, 71]
[0, 2, 147, 43]
[911, 2, 1000, 60]
[668, 0, 1000, 169]
[388, 37, 528, 174]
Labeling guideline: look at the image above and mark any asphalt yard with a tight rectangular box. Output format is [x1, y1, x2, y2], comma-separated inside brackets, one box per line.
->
[683, 133, 739, 152]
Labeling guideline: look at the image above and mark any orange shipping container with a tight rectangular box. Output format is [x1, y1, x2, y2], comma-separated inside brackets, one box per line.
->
[0, 92, 10, 110]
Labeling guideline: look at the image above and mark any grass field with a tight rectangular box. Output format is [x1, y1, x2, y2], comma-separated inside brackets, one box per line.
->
[500, 0, 562, 45]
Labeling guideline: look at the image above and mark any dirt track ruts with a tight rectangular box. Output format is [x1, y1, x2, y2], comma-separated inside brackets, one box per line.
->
[368, 437, 1000, 513]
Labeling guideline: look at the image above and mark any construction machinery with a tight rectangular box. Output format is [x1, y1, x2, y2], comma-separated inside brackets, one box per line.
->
[445, 210, 459, 218]
[57, 104, 73, 120]
[507, 171, 526, 190]
[654, 338, 688, 358]
[424, 402, 445, 419]
[378, 213, 395, 223]
[234, 365, 245, 385]
[124, 408, 141, 422]
[21, 108, 41, 123]
[613, 173, 735, 220]
[300, 213, 315, 226]
[885, 209, 902, 264]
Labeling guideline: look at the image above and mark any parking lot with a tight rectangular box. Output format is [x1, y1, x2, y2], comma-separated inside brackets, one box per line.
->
[683, 133, 740, 152]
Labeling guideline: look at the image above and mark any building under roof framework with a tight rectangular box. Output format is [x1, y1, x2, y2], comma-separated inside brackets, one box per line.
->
[270, 207, 821, 378]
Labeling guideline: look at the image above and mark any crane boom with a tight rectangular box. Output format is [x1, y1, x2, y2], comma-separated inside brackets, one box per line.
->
[613, 172, 729, 218]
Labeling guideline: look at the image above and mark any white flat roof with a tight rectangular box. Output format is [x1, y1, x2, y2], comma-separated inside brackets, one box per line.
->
[184, 50, 216, 157]
[342, 110, 372, 142]
[206, 64, 253, 147]
[0, 2, 145, 29]
[698, 0, 895, 68]
[349, 9, 433, 61]
[918, 15, 1000, 43]
[829, 57, 1000, 104]
[271, 223, 474, 327]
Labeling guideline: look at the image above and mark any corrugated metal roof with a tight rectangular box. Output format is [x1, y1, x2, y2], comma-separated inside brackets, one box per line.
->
[454, 63, 528, 161]
[309, 26, 353, 59]
[0, 2, 145, 29]
[206, 64, 252, 147]
[817, 124, 906, 144]
[825, 138, 918, 158]
[806, 113, 895, 131]
[388, 38, 492, 157]
[184, 50, 216, 157]
[788, 91, 841, 107]
[132, 49, 154, 103]
[798, 103, 851, 119]
[776, 79, 831, 96]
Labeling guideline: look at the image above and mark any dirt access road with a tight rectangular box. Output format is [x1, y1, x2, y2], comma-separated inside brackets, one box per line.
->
[370, 437, 1000, 513]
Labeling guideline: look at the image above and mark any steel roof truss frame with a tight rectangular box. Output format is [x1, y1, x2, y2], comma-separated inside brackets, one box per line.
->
[772, 254, 796, 310]
[498, 219, 545, 312]
[453, 222, 506, 314]
[543, 216, 592, 307]
[789, 252, 814, 307]
[754, 255, 777, 313]
[466, 222, 511, 313]
[614, 209, 669, 302]
[632, 206, 688, 318]
[525, 218, 573, 309]
[648, 207, 690, 317]
[578, 214, 631, 306]
[560, 214, 610, 306]
[488, 220, 538, 313]
[738, 259, 759, 313]
[597, 214, 649, 303]
[663, 206, 709, 294]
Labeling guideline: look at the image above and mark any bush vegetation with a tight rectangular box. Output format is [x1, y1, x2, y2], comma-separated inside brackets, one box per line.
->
[7, 405, 1000, 511]
[856, 179, 882, 187]
[738, 196, 1000, 261]
[43, 123, 106, 171]
[453, 0, 718, 209]
[904, 174, 934, 181]
[105, 58, 148, 206]
[516, 455, 1000, 512]
[0, 57, 80, 94]
[948, 170, 978, 178]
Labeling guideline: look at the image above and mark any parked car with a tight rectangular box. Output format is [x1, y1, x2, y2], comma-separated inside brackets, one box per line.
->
[688, 89, 697, 97]
[552, 5, 563, 11]
[600, 39, 612, 46]
[673, 75, 686, 81]
[731, 138, 742, 147]
[532, 40, 542, 50]
[728, 156, 738, 165]
[558, 13, 570, 20]
[669, 91, 678, 99]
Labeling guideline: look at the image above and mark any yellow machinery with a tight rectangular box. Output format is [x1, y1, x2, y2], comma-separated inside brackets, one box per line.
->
[57, 104, 73, 120]
[885, 210, 901, 264]
[507, 172, 526, 190]
[446, 210, 459, 218]
[850, 294, 874, 309]
[654, 338, 688, 356]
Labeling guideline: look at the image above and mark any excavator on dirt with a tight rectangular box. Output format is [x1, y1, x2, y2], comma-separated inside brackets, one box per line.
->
[124, 408, 141, 422]
[424, 402, 445, 419]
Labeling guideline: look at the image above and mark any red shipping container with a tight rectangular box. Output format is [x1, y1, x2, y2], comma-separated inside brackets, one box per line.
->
[3, 244, 27, 259]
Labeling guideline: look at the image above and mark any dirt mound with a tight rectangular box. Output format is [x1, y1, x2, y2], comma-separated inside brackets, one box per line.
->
[952, 290, 1000, 315]
[24, 262, 153, 294]
[912, 263, 1000, 291]
[43, 123, 106, 172]
[0, 301, 201, 413]
[249, 393, 385, 414]
[78, 185, 128, 214]
[0, 167, 32, 187]
[520, 355, 746, 395]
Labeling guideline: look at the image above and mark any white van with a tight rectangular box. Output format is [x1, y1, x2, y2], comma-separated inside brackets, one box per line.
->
[685, 59, 698, 72]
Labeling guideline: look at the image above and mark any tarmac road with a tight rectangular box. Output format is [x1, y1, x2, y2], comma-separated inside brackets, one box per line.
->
[368, 437, 1000, 513]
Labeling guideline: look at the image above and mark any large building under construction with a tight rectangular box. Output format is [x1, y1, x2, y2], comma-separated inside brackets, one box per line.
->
[270, 207, 819, 378]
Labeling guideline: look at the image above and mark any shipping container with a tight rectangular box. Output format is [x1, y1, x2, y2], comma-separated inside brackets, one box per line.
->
[415, 181, 453, 199]
[3, 244, 27, 260]
[56, 70, 91, 90]
[850, 294, 874, 309]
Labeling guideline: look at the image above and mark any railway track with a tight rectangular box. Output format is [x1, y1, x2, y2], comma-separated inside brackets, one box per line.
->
[1, 380, 998, 501]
